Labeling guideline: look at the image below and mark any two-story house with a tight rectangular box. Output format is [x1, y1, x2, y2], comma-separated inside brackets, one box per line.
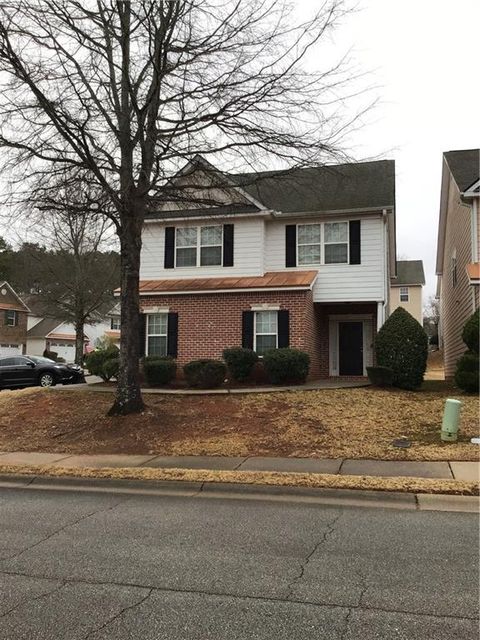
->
[389, 260, 425, 324]
[436, 149, 479, 379]
[136, 156, 396, 379]
[0, 281, 29, 357]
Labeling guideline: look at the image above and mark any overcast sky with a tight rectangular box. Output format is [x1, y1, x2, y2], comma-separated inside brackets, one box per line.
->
[325, 0, 480, 300]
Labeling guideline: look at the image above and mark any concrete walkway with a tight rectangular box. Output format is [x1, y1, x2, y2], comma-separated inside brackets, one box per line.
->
[0, 451, 478, 482]
[59, 377, 370, 395]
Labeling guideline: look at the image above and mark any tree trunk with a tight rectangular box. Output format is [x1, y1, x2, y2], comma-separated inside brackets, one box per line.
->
[74, 318, 84, 365]
[107, 212, 145, 416]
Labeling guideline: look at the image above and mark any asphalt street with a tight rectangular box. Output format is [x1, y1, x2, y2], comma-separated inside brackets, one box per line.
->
[0, 484, 478, 639]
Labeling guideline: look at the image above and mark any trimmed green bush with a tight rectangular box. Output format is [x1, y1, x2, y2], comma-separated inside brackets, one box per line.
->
[461, 309, 479, 354]
[366, 366, 394, 387]
[223, 347, 258, 382]
[103, 357, 119, 382]
[144, 356, 176, 386]
[85, 345, 119, 382]
[375, 307, 428, 390]
[263, 348, 310, 384]
[183, 359, 226, 388]
[454, 352, 479, 393]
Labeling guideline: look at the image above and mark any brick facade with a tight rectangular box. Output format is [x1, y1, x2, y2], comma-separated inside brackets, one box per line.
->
[0, 310, 28, 350]
[140, 291, 376, 379]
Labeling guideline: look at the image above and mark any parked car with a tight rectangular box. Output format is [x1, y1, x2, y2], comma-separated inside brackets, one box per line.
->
[0, 355, 85, 389]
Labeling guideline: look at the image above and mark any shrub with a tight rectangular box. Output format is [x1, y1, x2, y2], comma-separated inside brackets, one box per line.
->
[183, 359, 226, 388]
[366, 366, 394, 387]
[85, 345, 119, 381]
[375, 307, 428, 390]
[222, 347, 258, 382]
[263, 348, 310, 384]
[143, 356, 176, 386]
[103, 357, 119, 382]
[454, 353, 479, 393]
[461, 309, 479, 354]
[43, 349, 58, 361]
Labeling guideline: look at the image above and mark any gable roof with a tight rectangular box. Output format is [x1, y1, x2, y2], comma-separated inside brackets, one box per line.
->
[0, 281, 30, 313]
[146, 157, 395, 219]
[26, 317, 61, 338]
[444, 149, 480, 192]
[391, 260, 425, 286]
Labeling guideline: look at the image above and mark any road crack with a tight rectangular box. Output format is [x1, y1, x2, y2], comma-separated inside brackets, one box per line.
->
[0, 579, 66, 619]
[83, 587, 154, 639]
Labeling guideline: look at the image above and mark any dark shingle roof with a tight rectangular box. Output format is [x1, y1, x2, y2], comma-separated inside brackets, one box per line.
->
[392, 260, 425, 286]
[444, 149, 480, 192]
[27, 317, 61, 338]
[234, 160, 395, 213]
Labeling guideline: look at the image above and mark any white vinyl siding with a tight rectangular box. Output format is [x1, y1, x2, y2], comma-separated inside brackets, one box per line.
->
[141, 217, 265, 279]
[265, 216, 385, 302]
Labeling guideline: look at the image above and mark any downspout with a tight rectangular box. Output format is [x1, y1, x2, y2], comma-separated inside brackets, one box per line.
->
[379, 208, 389, 329]
[471, 199, 478, 312]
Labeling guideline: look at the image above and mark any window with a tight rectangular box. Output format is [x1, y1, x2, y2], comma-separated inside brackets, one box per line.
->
[296, 222, 349, 265]
[254, 311, 278, 356]
[110, 317, 121, 330]
[146, 314, 168, 356]
[324, 222, 348, 264]
[399, 287, 409, 302]
[297, 224, 321, 265]
[5, 310, 17, 326]
[175, 225, 222, 267]
[451, 252, 457, 287]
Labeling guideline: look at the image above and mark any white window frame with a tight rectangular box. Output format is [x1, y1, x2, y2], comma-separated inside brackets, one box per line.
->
[5, 310, 17, 327]
[296, 221, 349, 266]
[174, 225, 223, 268]
[399, 286, 409, 302]
[254, 310, 278, 356]
[145, 313, 168, 357]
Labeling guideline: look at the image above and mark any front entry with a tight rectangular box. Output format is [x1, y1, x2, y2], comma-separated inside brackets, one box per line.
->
[338, 321, 363, 375]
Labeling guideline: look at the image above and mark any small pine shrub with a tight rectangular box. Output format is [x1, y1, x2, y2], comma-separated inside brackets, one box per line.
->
[375, 307, 428, 390]
[461, 309, 479, 354]
[143, 356, 176, 386]
[454, 353, 479, 393]
[366, 366, 394, 387]
[103, 357, 119, 382]
[183, 359, 226, 388]
[86, 345, 119, 381]
[263, 348, 310, 384]
[222, 347, 258, 382]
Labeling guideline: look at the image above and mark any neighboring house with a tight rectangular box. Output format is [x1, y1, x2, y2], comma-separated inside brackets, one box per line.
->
[0, 281, 29, 357]
[436, 148, 480, 379]
[130, 155, 396, 378]
[389, 260, 425, 324]
[103, 303, 121, 346]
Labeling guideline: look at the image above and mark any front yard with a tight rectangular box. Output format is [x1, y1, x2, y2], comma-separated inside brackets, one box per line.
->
[1, 382, 478, 461]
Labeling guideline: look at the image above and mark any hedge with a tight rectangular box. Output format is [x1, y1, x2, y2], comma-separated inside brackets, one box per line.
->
[263, 348, 310, 384]
[143, 356, 177, 386]
[183, 359, 226, 388]
[222, 347, 258, 382]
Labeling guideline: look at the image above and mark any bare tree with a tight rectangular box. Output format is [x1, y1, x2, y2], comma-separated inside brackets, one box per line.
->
[0, 0, 369, 415]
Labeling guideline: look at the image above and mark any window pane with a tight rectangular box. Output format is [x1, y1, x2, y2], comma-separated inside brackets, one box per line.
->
[147, 314, 167, 335]
[147, 336, 167, 357]
[256, 311, 277, 334]
[298, 244, 321, 265]
[200, 246, 222, 266]
[176, 247, 197, 267]
[298, 224, 321, 244]
[201, 225, 222, 246]
[325, 222, 348, 243]
[176, 227, 197, 247]
[325, 243, 348, 264]
[256, 334, 277, 356]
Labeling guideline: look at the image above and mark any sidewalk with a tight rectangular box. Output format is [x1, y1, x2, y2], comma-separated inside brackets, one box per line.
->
[0, 450, 478, 482]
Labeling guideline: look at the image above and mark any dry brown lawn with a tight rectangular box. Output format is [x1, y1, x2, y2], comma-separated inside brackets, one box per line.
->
[0, 382, 478, 461]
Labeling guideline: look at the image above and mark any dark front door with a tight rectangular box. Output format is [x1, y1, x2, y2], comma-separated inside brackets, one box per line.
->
[338, 322, 363, 376]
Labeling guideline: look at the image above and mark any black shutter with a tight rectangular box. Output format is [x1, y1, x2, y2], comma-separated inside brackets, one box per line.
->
[167, 312, 178, 358]
[285, 225, 297, 267]
[139, 313, 146, 357]
[242, 311, 254, 350]
[223, 224, 234, 267]
[164, 227, 175, 268]
[277, 310, 290, 348]
[349, 220, 361, 264]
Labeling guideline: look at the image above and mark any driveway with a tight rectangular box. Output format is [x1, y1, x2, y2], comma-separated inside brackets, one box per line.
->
[0, 484, 478, 639]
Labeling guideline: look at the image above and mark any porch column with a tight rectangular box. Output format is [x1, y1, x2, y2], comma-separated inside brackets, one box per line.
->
[376, 302, 384, 331]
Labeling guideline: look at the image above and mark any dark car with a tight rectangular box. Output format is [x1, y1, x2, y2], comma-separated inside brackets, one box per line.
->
[0, 355, 85, 389]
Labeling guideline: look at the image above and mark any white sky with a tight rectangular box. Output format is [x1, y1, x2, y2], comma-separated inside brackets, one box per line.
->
[324, 0, 480, 300]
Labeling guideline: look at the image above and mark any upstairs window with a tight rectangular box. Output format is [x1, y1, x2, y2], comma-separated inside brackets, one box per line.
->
[399, 287, 409, 302]
[175, 225, 223, 267]
[254, 311, 278, 356]
[297, 224, 321, 265]
[110, 317, 121, 331]
[5, 310, 17, 327]
[146, 314, 168, 356]
[324, 222, 348, 264]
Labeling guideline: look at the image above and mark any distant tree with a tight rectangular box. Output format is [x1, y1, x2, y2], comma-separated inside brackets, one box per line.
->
[0, 237, 13, 282]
